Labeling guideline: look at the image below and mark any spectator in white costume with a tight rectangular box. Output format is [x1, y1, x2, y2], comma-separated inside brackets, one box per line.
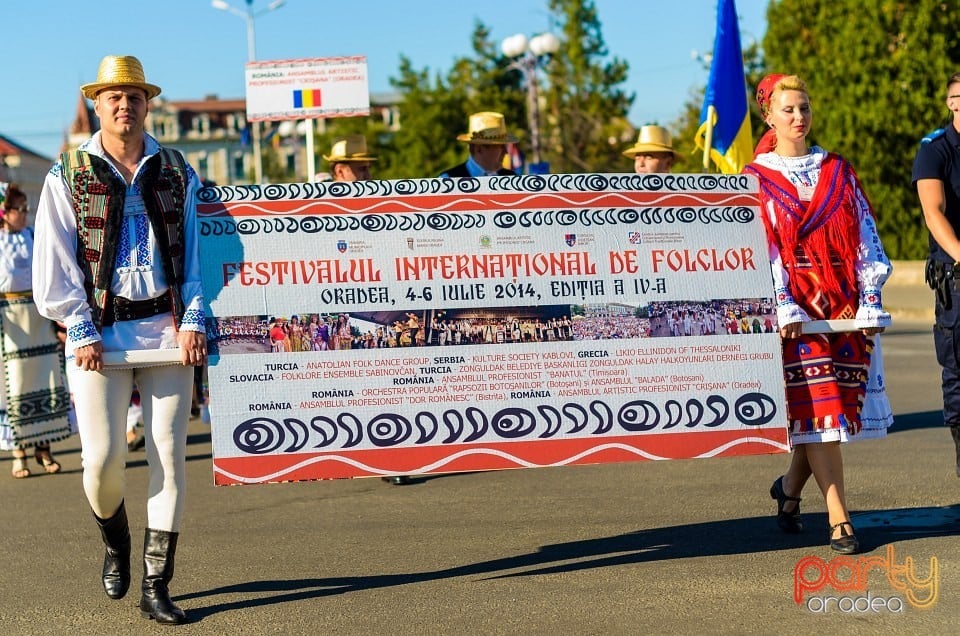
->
[0, 182, 73, 478]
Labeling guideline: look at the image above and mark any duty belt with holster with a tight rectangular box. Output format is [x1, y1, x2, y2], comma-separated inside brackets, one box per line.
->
[925, 258, 960, 308]
[102, 294, 171, 327]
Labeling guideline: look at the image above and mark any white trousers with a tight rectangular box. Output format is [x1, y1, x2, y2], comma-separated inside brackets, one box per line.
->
[68, 364, 193, 532]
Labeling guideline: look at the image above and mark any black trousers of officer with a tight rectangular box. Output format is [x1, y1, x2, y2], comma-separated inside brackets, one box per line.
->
[932, 282, 960, 474]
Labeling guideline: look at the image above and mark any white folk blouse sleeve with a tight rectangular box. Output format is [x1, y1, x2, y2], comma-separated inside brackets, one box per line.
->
[850, 174, 892, 329]
[0, 230, 33, 292]
[178, 166, 205, 333]
[32, 167, 101, 347]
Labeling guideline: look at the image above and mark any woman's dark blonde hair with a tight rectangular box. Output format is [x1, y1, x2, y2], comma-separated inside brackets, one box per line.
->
[1, 182, 26, 229]
[775, 75, 808, 93]
[2, 182, 26, 210]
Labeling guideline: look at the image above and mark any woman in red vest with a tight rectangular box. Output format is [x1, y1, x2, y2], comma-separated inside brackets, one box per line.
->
[744, 74, 892, 555]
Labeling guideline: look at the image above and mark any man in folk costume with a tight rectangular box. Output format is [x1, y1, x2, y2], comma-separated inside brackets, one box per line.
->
[439, 111, 518, 178]
[322, 135, 415, 484]
[33, 55, 206, 624]
[325, 134, 377, 183]
[427, 112, 518, 488]
[744, 74, 891, 555]
[621, 125, 682, 174]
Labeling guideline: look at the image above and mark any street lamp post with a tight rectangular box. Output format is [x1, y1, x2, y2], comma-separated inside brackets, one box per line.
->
[212, 0, 286, 184]
[501, 32, 560, 169]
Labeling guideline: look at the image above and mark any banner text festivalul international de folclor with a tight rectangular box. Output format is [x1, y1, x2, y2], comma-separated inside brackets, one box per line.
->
[197, 174, 788, 485]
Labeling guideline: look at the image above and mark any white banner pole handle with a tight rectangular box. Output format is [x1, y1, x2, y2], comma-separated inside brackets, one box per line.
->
[802, 320, 861, 334]
[102, 349, 183, 368]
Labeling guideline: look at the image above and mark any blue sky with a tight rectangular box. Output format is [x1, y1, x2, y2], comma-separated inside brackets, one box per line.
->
[1, 0, 767, 159]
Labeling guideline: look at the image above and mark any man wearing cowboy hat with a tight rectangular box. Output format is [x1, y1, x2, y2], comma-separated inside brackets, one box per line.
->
[622, 125, 683, 174]
[33, 55, 205, 625]
[439, 111, 518, 178]
[321, 135, 412, 483]
[325, 134, 377, 182]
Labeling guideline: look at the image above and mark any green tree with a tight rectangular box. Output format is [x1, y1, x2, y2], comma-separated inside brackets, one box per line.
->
[382, 23, 524, 179]
[383, 1, 632, 177]
[762, 0, 960, 259]
[540, 0, 633, 172]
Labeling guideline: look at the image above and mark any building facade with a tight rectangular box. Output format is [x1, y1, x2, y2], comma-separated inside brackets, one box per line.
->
[64, 92, 401, 186]
[0, 134, 53, 223]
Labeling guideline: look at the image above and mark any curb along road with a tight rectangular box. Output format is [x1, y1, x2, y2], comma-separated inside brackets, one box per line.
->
[882, 260, 933, 323]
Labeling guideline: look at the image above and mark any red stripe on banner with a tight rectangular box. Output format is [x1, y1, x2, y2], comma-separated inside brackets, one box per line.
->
[212, 429, 789, 485]
[198, 192, 760, 218]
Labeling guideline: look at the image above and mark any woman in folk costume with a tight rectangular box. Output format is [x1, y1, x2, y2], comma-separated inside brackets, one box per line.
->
[0, 183, 73, 478]
[743, 74, 892, 555]
[288, 315, 304, 352]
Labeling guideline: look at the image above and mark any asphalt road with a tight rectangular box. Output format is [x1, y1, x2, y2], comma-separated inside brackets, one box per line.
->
[0, 316, 957, 635]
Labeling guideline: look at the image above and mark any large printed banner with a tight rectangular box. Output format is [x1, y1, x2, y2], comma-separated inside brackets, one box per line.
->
[198, 174, 789, 485]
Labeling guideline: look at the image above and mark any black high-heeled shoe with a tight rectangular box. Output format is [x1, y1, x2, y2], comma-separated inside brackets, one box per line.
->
[34, 445, 61, 474]
[769, 476, 802, 533]
[829, 521, 859, 554]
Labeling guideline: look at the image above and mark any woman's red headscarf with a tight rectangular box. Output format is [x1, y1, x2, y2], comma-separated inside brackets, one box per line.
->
[752, 73, 787, 157]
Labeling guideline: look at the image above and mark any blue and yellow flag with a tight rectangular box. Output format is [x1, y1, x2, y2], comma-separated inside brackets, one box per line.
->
[694, 0, 752, 174]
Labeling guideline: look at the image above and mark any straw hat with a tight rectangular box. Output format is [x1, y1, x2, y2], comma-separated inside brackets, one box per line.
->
[81, 55, 161, 100]
[622, 125, 682, 160]
[456, 111, 518, 144]
[323, 135, 378, 163]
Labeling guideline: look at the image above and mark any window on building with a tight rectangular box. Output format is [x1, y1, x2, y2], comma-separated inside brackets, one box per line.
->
[233, 153, 245, 180]
[193, 114, 210, 136]
[227, 113, 243, 133]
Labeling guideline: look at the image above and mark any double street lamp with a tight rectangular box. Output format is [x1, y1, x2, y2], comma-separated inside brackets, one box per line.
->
[501, 32, 560, 168]
[212, 0, 286, 184]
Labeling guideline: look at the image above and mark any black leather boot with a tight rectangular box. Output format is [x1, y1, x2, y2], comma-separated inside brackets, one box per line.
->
[139, 529, 187, 624]
[951, 425, 960, 477]
[93, 501, 131, 600]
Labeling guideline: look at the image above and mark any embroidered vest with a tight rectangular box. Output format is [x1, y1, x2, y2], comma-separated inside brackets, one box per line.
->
[60, 148, 189, 331]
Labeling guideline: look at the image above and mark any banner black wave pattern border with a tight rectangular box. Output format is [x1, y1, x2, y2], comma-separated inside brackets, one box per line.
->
[232, 392, 778, 455]
[198, 173, 756, 203]
[200, 206, 755, 237]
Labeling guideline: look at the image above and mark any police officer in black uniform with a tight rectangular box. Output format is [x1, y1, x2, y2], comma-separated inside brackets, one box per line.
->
[913, 71, 960, 477]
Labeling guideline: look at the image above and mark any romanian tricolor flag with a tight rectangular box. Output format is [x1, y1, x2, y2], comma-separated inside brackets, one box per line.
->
[694, 0, 752, 174]
[293, 88, 322, 109]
